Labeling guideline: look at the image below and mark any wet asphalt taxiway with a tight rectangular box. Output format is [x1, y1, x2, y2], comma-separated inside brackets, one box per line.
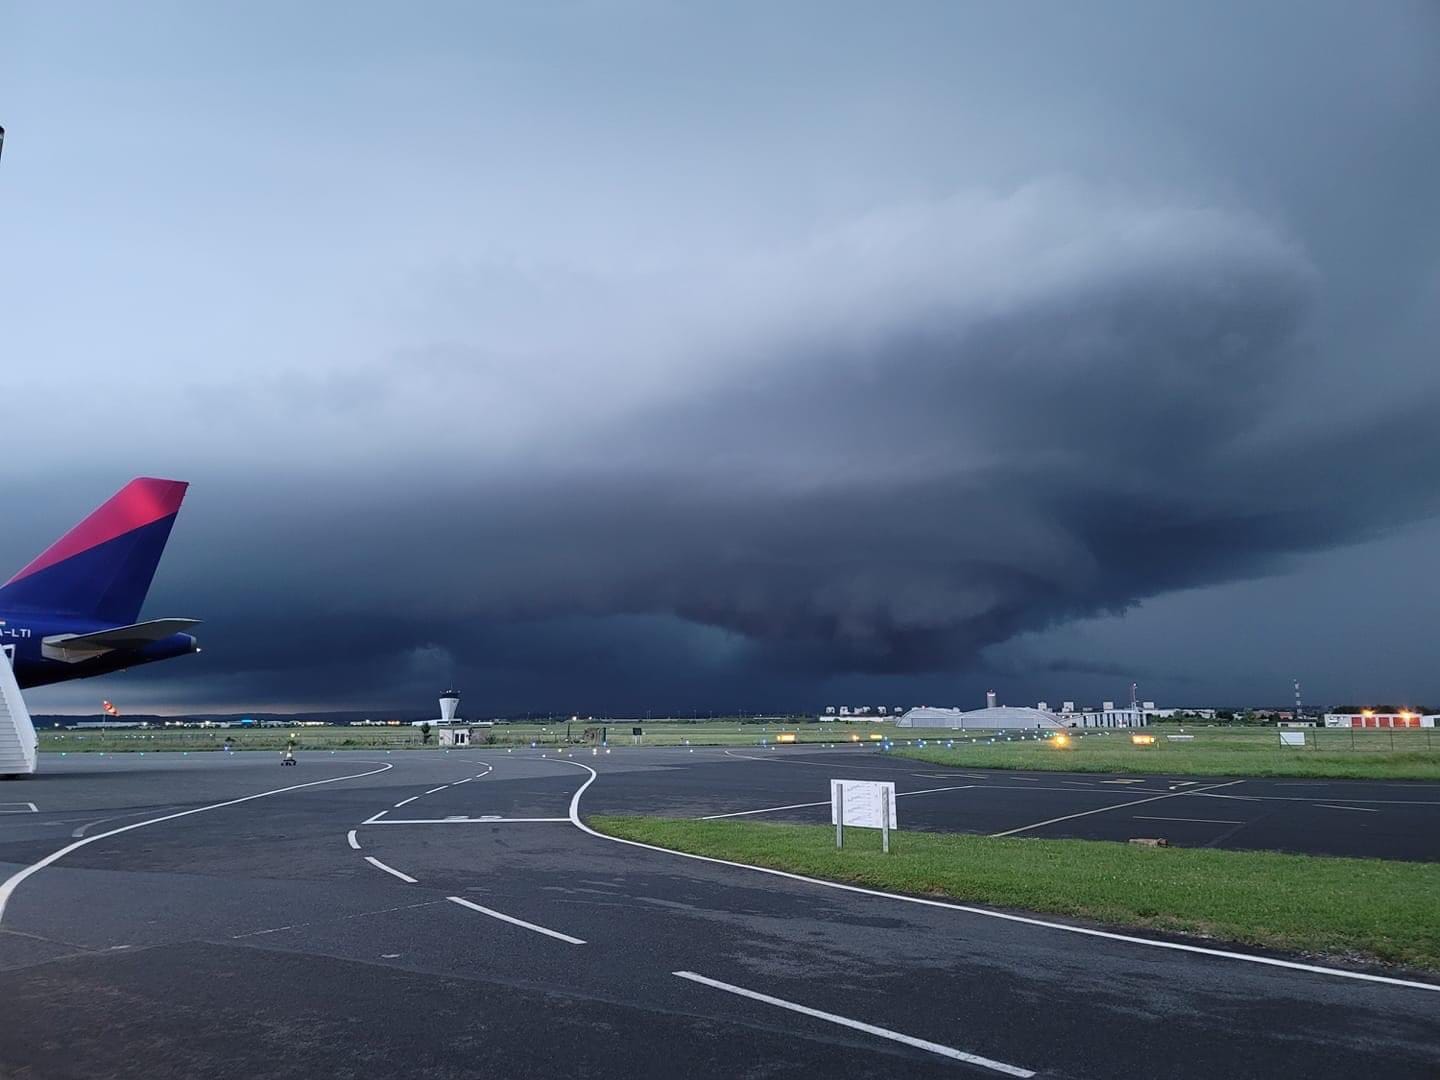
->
[1, 747, 1437, 1079]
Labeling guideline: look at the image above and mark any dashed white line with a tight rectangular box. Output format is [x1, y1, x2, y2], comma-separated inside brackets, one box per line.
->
[365, 856, 418, 884]
[446, 896, 585, 944]
[394, 796, 419, 808]
[990, 780, 1244, 837]
[1316, 804, 1378, 813]
[0, 761, 395, 924]
[671, 971, 1034, 1077]
[347, 829, 361, 849]
[551, 758, 1440, 994]
[425, 786, 450, 795]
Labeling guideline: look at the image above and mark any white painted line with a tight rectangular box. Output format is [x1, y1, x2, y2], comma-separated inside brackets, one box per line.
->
[671, 971, 1034, 1077]
[981, 783, 1170, 796]
[990, 780, 1244, 837]
[720, 749, 904, 774]
[232, 923, 296, 938]
[362, 810, 389, 824]
[231, 899, 443, 940]
[394, 796, 419, 808]
[0, 761, 395, 924]
[365, 856, 418, 884]
[913, 772, 988, 780]
[0, 802, 38, 814]
[69, 806, 181, 838]
[446, 896, 585, 944]
[550, 758, 1440, 994]
[425, 786, 449, 795]
[453, 778, 472, 785]
[1194, 792, 1439, 806]
[346, 829, 361, 849]
[1317, 804, 1378, 813]
[1100, 779, 1147, 785]
[701, 785, 972, 821]
[370, 817, 570, 824]
[701, 799, 830, 821]
[1009, 777, 1039, 782]
[1133, 815, 1244, 825]
[1190, 793, 1263, 802]
[902, 784, 974, 797]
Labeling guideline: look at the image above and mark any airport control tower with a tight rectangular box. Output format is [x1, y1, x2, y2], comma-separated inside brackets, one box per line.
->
[439, 689, 460, 724]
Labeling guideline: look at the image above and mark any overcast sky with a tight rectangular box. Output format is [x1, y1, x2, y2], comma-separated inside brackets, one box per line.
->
[3, 2, 1438, 715]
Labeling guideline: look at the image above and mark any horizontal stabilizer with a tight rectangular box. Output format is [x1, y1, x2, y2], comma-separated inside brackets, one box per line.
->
[42, 618, 201, 663]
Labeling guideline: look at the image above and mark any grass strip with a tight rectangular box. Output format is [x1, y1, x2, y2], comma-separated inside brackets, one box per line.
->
[591, 815, 1440, 972]
[895, 745, 1440, 781]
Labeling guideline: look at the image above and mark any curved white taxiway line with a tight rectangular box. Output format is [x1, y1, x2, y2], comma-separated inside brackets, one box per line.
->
[549, 758, 1440, 994]
[0, 760, 395, 924]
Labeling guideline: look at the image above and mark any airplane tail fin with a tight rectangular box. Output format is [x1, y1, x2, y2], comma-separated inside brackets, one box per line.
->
[0, 478, 189, 625]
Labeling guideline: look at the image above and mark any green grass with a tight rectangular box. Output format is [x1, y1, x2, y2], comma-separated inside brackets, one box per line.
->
[592, 816, 1440, 971]
[38, 721, 1440, 780]
[896, 726, 1440, 780]
[36, 720, 938, 753]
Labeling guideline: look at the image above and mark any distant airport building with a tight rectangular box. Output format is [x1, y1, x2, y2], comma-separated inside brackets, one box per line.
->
[1064, 704, 1147, 728]
[440, 690, 460, 723]
[1324, 709, 1436, 729]
[413, 689, 471, 727]
[896, 693, 1191, 730]
[820, 705, 888, 721]
[897, 694, 1064, 730]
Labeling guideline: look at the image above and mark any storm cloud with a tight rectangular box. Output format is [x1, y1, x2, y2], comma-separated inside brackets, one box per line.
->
[3, 3, 1438, 711]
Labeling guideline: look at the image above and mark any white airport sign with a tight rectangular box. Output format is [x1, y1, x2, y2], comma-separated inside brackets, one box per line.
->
[830, 779, 898, 829]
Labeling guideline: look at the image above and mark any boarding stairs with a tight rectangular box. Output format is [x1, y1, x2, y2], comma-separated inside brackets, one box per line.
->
[0, 647, 38, 776]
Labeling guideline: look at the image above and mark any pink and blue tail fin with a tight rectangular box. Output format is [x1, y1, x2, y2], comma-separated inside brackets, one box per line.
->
[0, 478, 189, 625]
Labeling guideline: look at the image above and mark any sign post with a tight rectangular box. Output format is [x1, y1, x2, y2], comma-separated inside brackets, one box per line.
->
[830, 779, 898, 853]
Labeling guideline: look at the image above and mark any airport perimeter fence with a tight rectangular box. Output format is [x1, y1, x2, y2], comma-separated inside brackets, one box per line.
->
[1303, 728, 1437, 752]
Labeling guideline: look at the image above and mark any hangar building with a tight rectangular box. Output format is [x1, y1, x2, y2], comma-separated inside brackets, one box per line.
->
[897, 692, 1063, 731]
